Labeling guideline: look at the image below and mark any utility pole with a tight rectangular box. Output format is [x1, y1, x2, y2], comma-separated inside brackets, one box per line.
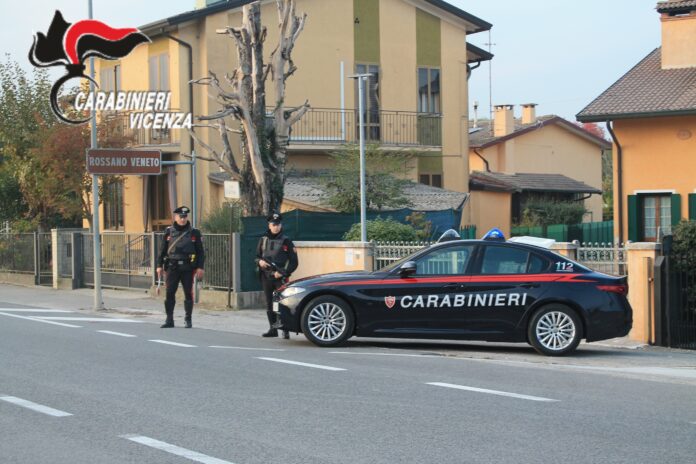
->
[88, 0, 103, 310]
[349, 73, 371, 242]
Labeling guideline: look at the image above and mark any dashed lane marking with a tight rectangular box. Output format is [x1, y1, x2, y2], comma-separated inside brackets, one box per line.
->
[0, 396, 73, 417]
[121, 435, 235, 464]
[0, 312, 82, 328]
[257, 357, 346, 371]
[36, 317, 142, 323]
[149, 340, 197, 348]
[427, 382, 559, 402]
[209, 346, 285, 352]
[98, 330, 137, 338]
[0, 308, 74, 313]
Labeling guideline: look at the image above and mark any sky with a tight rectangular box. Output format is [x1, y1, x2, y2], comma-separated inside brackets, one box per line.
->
[2, 0, 662, 122]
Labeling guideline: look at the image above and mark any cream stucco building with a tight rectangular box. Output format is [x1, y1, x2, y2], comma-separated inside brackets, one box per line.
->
[93, 0, 492, 232]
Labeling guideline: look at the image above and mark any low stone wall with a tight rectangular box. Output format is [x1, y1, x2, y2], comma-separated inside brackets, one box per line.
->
[0, 272, 35, 287]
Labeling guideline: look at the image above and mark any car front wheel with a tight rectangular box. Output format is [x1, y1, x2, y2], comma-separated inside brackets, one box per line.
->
[528, 304, 582, 356]
[301, 295, 354, 347]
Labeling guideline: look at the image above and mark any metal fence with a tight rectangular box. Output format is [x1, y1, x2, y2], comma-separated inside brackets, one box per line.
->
[576, 242, 628, 276]
[0, 233, 35, 274]
[658, 250, 696, 350]
[374, 241, 430, 270]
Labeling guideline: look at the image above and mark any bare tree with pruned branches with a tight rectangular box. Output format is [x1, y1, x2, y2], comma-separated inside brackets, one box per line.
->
[189, 0, 309, 216]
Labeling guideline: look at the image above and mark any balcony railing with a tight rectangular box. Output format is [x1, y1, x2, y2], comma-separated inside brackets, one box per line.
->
[286, 108, 442, 148]
[102, 111, 182, 147]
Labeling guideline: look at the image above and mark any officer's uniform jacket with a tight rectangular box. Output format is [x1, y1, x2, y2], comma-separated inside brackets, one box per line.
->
[157, 223, 205, 272]
[255, 231, 298, 279]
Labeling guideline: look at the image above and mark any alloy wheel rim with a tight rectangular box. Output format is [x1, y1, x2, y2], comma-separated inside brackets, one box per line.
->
[536, 311, 576, 351]
[308, 303, 347, 342]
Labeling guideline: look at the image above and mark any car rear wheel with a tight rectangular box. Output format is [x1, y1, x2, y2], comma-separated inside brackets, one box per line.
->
[301, 295, 354, 347]
[528, 304, 581, 356]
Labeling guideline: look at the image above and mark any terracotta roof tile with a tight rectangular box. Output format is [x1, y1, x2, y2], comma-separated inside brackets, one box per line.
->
[577, 48, 696, 121]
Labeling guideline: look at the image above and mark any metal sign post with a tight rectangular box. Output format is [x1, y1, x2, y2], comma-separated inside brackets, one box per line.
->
[88, 0, 103, 310]
[348, 73, 372, 243]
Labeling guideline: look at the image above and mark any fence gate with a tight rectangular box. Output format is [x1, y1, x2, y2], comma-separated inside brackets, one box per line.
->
[658, 250, 696, 350]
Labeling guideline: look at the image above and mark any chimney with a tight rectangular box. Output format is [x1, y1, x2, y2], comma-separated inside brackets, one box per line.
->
[473, 100, 479, 128]
[521, 103, 537, 125]
[494, 104, 515, 137]
[658, 0, 696, 69]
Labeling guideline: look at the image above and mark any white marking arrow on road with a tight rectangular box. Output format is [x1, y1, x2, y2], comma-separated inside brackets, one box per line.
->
[0, 396, 73, 417]
[427, 382, 559, 402]
[257, 357, 346, 371]
[0, 312, 81, 328]
[122, 435, 235, 464]
[149, 340, 197, 348]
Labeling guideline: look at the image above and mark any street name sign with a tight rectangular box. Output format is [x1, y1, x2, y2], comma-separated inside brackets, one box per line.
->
[86, 149, 162, 175]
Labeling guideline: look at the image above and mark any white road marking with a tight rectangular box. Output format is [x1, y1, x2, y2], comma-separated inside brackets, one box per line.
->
[98, 330, 137, 338]
[0, 396, 73, 417]
[36, 317, 142, 323]
[149, 340, 197, 348]
[427, 382, 559, 402]
[0, 308, 73, 313]
[209, 346, 285, 352]
[0, 312, 82, 328]
[257, 357, 346, 371]
[330, 351, 443, 358]
[121, 435, 235, 464]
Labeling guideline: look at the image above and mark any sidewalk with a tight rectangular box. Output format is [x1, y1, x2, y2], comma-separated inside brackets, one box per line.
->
[0, 283, 269, 337]
[0, 282, 648, 349]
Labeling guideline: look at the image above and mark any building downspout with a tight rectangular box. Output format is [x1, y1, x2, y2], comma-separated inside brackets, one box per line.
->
[467, 61, 482, 80]
[606, 121, 623, 244]
[162, 31, 194, 152]
[473, 148, 490, 172]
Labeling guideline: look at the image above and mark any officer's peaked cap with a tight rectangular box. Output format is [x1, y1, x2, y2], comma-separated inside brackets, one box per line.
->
[173, 206, 190, 216]
[267, 212, 282, 224]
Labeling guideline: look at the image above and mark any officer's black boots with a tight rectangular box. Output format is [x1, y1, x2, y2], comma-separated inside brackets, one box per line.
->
[282, 330, 290, 340]
[161, 300, 175, 328]
[262, 328, 278, 337]
[263, 310, 279, 337]
[184, 300, 193, 328]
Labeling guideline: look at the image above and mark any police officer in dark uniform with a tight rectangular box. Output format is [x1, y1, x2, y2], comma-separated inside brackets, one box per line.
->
[156, 206, 205, 329]
[256, 212, 298, 339]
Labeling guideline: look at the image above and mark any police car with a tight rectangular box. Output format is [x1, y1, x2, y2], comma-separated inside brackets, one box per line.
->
[273, 229, 632, 356]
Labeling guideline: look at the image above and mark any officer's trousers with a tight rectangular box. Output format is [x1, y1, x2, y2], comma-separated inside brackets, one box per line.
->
[261, 274, 283, 328]
[165, 268, 194, 321]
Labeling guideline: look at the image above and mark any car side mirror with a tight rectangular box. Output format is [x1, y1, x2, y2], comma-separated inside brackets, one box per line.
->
[399, 261, 417, 277]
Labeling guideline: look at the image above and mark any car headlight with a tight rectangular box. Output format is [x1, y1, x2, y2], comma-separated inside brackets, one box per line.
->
[280, 287, 306, 299]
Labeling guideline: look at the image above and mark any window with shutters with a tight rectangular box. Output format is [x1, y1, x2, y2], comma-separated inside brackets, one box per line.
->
[148, 54, 169, 91]
[99, 65, 121, 93]
[641, 194, 671, 241]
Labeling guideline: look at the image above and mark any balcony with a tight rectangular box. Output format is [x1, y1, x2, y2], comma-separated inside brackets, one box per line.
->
[102, 111, 182, 149]
[286, 108, 442, 149]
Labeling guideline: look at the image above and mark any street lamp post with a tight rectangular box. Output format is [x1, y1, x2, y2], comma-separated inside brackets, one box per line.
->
[348, 73, 372, 243]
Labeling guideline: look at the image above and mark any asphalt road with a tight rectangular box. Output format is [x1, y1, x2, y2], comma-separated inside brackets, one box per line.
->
[1, 300, 695, 464]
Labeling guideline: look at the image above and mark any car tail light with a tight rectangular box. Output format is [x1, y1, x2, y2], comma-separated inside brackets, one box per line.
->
[597, 284, 628, 296]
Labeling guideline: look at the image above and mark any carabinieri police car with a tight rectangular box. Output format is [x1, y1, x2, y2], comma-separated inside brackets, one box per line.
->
[273, 229, 632, 356]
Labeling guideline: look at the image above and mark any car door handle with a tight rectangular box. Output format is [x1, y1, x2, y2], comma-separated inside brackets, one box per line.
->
[444, 283, 462, 290]
[520, 283, 540, 289]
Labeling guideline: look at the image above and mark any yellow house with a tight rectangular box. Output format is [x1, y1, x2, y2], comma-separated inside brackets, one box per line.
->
[467, 104, 609, 237]
[577, 0, 696, 243]
[93, 0, 492, 232]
